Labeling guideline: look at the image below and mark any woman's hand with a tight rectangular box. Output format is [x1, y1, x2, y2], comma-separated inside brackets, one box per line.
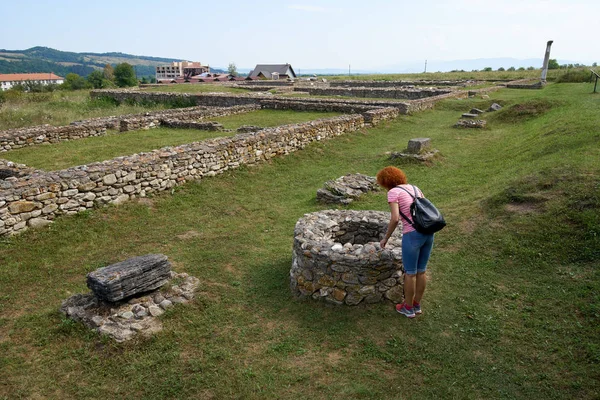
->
[380, 202, 400, 250]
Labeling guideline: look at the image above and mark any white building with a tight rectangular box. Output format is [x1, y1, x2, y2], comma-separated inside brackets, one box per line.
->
[155, 61, 210, 81]
[0, 73, 64, 91]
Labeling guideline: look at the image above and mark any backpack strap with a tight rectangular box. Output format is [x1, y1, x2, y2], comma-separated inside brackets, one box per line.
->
[411, 185, 424, 199]
[394, 186, 416, 227]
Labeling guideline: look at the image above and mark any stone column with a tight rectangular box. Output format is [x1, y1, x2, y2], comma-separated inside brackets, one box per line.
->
[540, 40, 554, 83]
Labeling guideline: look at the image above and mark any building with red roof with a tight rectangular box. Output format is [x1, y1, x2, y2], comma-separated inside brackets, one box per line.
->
[0, 73, 64, 91]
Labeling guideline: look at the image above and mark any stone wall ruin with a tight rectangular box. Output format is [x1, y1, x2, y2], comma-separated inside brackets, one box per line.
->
[0, 105, 259, 152]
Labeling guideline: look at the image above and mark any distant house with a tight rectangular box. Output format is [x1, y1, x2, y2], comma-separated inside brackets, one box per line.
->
[0, 73, 64, 91]
[249, 64, 297, 80]
[155, 61, 210, 81]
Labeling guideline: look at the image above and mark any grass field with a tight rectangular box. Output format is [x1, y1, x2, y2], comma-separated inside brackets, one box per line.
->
[326, 68, 591, 82]
[4, 110, 342, 171]
[0, 90, 170, 130]
[0, 82, 598, 399]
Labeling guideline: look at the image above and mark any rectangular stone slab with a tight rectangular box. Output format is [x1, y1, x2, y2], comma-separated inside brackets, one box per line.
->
[87, 254, 171, 302]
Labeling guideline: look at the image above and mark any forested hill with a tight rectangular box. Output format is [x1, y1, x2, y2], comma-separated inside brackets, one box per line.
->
[0, 46, 182, 78]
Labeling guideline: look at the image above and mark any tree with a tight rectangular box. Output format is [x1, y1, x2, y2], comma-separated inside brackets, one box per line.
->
[593, 62, 598, 67]
[63, 73, 88, 90]
[548, 59, 560, 70]
[527, 66, 535, 71]
[87, 70, 106, 89]
[483, 67, 492, 72]
[103, 64, 115, 82]
[114, 63, 138, 87]
[497, 67, 505, 71]
[507, 66, 516, 71]
[228, 62, 238, 77]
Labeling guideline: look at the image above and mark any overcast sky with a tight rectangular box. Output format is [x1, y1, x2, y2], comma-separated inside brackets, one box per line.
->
[1, 0, 597, 70]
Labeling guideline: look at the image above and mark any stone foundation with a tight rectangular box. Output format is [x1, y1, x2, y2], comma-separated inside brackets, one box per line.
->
[90, 89, 468, 115]
[291, 210, 404, 306]
[294, 86, 453, 100]
[61, 270, 199, 342]
[316, 173, 379, 204]
[0, 105, 259, 152]
[329, 80, 479, 88]
[0, 115, 366, 236]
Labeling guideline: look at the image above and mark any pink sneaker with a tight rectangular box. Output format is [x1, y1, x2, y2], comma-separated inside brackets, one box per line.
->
[396, 303, 416, 318]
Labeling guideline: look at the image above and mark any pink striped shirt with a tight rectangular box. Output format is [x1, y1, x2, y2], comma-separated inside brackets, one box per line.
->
[387, 185, 423, 234]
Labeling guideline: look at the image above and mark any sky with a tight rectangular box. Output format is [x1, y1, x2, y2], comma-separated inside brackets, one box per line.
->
[1, 0, 597, 71]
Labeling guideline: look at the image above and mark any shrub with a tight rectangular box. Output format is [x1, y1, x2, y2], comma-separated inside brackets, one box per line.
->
[0, 90, 5, 105]
[114, 63, 138, 87]
[556, 69, 593, 83]
[62, 73, 89, 90]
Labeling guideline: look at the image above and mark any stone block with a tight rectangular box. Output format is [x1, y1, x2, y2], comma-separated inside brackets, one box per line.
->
[406, 138, 431, 154]
[87, 254, 171, 302]
[488, 103, 502, 112]
[9, 201, 37, 214]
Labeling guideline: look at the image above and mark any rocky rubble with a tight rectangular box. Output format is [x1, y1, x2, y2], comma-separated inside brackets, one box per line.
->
[316, 173, 379, 204]
[61, 270, 199, 342]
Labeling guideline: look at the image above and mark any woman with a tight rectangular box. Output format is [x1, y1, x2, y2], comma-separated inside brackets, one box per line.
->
[377, 166, 435, 318]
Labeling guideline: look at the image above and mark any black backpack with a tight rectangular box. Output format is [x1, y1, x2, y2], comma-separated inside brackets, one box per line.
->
[396, 185, 446, 234]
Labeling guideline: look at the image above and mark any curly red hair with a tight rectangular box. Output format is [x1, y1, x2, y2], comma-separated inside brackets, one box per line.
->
[376, 166, 407, 190]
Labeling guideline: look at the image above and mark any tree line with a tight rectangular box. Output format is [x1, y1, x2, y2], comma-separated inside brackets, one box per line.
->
[5, 63, 143, 93]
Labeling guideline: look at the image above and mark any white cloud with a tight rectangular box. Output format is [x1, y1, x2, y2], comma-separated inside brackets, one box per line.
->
[288, 4, 326, 12]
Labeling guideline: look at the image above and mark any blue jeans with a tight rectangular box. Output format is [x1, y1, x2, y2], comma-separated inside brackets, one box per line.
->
[402, 231, 434, 275]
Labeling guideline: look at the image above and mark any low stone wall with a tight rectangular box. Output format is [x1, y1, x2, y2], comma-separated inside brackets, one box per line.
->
[506, 79, 544, 89]
[295, 87, 453, 100]
[406, 90, 470, 113]
[261, 99, 382, 114]
[363, 107, 400, 124]
[119, 104, 259, 132]
[0, 124, 110, 152]
[0, 114, 367, 236]
[329, 80, 477, 88]
[92, 89, 471, 116]
[0, 159, 40, 179]
[0, 105, 257, 152]
[467, 86, 504, 97]
[92, 90, 262, 107]
[239, 80, 293, 86]
[160, 120, 224, 131]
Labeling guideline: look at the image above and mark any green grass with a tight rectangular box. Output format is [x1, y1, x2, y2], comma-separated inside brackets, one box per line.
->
[327, 68, 590, 82]
[0, 90, 169, 130]
[4, 110, 341, 170]
[213, 109, 342, 130]
[0, 82, 598, 399]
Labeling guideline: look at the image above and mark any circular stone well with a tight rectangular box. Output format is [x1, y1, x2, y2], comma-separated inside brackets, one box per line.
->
[290, 210, 404, 306]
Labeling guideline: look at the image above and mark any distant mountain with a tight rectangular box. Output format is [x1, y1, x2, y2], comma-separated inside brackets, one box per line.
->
[0, 46, 202, 78]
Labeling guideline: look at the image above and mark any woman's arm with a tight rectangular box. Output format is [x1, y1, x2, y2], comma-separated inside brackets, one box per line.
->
[380, 202, 400, 249]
